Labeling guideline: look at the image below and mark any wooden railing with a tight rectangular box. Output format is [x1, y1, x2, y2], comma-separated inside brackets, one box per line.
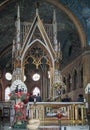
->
[27, 102, 87, 125]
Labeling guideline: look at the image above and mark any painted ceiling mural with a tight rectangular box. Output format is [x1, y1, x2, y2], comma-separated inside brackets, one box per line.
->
[60, 0, 90, 45]
[0, 0, 90, 70]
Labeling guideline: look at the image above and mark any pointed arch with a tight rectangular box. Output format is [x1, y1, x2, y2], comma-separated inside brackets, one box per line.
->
[5, 86, 11, 101]
[80, 66, 83, 88]
[73, 69, 78, 90]
[22, 39, 54, 67]
[33, 87, 40, 96]
[67, 74, 71, 92]
[62, 77, 66, 94]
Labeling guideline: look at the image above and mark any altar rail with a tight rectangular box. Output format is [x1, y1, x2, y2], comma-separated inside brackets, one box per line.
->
[27, 102, 87, 125]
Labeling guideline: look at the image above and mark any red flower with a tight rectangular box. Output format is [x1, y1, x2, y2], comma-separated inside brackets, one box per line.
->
[15, 93, 18, 96]
[18, 102, 23, 108]
[8, 93, 11, 96]
[14, 105, 18, 112]
[26, 93, 30, 96]
[18, 95, 20, 98]
[23, 99, 28, 104]
[57, 113, 62, 119]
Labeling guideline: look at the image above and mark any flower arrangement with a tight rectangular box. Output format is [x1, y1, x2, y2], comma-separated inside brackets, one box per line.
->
[53, 82, 62, 89]
[53, 81, 65, 89]
[9, 91, 29, 103]
[9, 91, 30, 128]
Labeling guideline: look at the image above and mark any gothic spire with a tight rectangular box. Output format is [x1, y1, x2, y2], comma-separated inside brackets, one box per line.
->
[53, 9, 58, 52]
[35, 2, 39, 16]
[15, 5, 21, 51]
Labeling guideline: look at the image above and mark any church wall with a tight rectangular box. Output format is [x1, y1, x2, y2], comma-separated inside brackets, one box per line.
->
[61, 54, 85, 101]
[0, 69, 11, 101]
[82, 50, 90, 112]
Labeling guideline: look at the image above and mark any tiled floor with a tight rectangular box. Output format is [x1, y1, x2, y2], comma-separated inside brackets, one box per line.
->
[0, 123, 90, 130]
[0, 116, 90, 130]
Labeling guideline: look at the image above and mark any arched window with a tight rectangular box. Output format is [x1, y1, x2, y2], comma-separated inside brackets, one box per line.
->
[80, 67, 83, 88]
[5, 87, 11, 101]
[63, 77, 66, 94]
[63, 77, 66, 85]
[33, 87, 40, 96]
[68, 45, 72, 56]
[73, 70, 78, 90]
[67, 74, 71, 92]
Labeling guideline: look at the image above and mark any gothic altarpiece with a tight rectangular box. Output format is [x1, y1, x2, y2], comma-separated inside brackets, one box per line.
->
[11, 5, 66, 102]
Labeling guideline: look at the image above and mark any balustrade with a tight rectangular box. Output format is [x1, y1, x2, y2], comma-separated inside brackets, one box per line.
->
[27, 102, 87, 125]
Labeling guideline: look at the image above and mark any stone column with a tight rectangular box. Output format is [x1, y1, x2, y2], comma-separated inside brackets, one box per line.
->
[50, 67, 54, 97]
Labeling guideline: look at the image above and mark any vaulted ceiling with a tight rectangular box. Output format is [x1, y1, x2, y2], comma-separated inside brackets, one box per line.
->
[0, 0, 90, 71]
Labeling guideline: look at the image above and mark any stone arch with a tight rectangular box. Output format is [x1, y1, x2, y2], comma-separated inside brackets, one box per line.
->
[67, 74, 72, 92]
[5, 86, 10, 101]
[80, 65, 83, 88]
[63, 76, 66, 86]
[22, 39, 54, 68]
[73, 69, 78, 90]
[62, 76, 66, 94]
[33, 87, 40, 96]
[47, 0, 86, 47]
[22, 39, 54, 99]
